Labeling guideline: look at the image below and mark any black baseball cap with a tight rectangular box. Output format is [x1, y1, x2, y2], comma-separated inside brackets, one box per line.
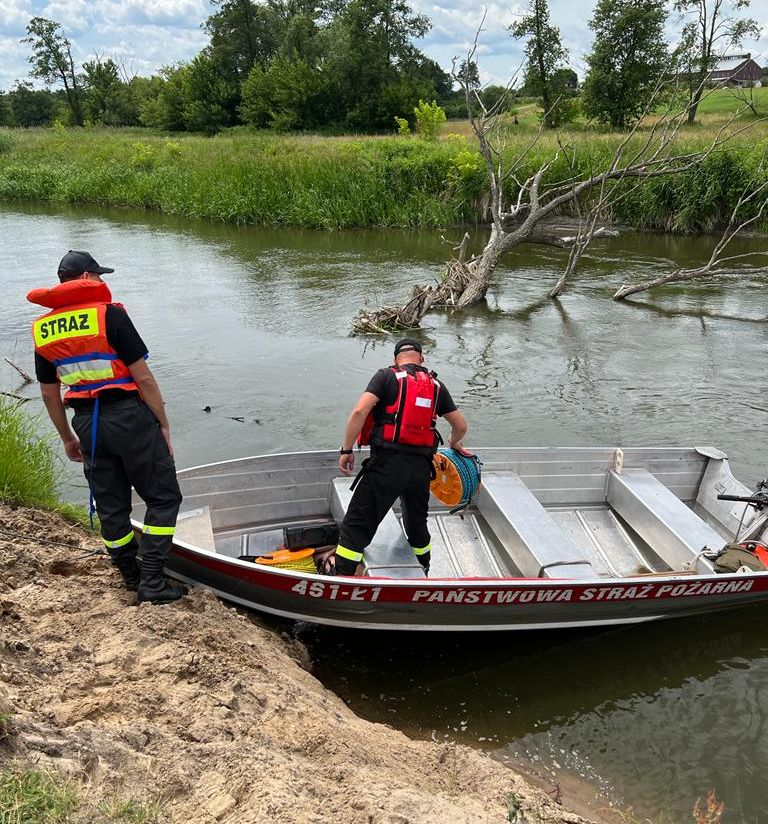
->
[394, 338, 423, 356]
[58, 250, 115, 280]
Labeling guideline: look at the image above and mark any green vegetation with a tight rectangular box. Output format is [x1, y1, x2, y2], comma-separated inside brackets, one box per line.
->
[510, 0, 574, 129]
[2, 94, 768, 233]
[0, 397, 84, 521]
[0, 764, 164, 824]
[0, 765, 77, 824]
[413, 100, 446, 140]
[0, 128, 484, 228]
[583, 0, 668, 129]
[97, 796, 164, 823]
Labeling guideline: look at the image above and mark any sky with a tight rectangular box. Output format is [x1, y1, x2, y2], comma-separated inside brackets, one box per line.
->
[2, 0, 768, 92]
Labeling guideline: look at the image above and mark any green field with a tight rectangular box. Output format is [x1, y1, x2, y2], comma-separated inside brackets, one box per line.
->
[0, 89, 766, 232]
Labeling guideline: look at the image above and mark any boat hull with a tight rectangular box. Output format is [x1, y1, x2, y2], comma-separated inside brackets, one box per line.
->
[163, 542, 768, 630]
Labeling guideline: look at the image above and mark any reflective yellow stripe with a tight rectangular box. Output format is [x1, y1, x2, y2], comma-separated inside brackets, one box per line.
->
[336, 545, 363, 562]
[59, 366, 115, 385]
[103, 531, 135, 549]
[411, 544, 432, 556]
[33, 308, 98, 346]
[142, 525, 176, 536]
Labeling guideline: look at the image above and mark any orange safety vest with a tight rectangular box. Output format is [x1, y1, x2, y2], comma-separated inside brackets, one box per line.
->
[27, 279, 141, 402]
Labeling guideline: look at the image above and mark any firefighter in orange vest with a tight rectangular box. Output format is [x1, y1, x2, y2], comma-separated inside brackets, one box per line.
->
[28, 251, 186, 605]
[333, 338, 468, 576]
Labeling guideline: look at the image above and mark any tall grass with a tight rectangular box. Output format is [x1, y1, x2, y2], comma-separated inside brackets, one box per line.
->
[1, 96, 767, 232]
[0, 130, 482, 229]
[0, 398, 60, 508]
[0, 765, 77, 824]
[0, 398, 84, 522]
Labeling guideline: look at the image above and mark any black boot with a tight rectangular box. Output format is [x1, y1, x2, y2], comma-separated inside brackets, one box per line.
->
[136, 555, 187, 604]
[334, 555, 359, 576]
[416, 551, 430, 577]
[108, 540, 141, 591]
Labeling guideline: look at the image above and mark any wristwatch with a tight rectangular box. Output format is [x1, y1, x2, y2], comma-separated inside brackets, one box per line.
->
[339, 448, 353, 454]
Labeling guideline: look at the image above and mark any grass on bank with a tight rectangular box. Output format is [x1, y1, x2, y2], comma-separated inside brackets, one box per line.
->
[0, 764, 164, 824]
[1, 89, 768, 232]
[0, 397, 86, 523]
[0, 765, 77, 824]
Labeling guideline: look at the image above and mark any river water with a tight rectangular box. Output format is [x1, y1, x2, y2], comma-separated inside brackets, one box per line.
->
[2, 204, 767, 822]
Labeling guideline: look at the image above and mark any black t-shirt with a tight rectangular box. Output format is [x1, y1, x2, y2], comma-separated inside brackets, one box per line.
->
[365, 364, 458, 416]
[35, 305, 148, 406]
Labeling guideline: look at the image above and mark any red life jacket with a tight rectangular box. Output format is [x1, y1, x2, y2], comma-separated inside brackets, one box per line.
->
[359, 365, 441, 452]
[27, 279, 140, 403]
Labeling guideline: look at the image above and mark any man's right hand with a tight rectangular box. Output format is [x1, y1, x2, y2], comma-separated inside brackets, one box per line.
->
[63, 436, 82, 462]
[339, 452, 355, 475]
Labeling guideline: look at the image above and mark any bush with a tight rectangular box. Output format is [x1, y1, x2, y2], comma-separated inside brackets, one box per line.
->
[414, 100, 446, 141]
[394, 116, 411, 136]
[0, 130, 14, 155]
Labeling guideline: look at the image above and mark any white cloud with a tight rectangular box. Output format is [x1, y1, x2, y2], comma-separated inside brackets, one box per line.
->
[82, 22, 207, 72]
[95, 0, 209, 27]
[1, 0, 768, 93]
[0, 37, 30, 89]
[0, 0, 33, 35]
[40, 0, 90, 31]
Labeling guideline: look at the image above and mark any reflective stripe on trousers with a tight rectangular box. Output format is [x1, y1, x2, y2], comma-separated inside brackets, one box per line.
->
[103, 530, 135, 549]
[142, 525, 176, 536]
[336, 544, 363, 563]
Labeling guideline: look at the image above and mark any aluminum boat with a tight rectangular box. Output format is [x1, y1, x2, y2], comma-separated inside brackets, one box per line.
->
[131, 447, 768, 630]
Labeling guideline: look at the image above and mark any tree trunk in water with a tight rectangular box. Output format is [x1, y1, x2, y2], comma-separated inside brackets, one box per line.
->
[455, 226, 518, 308]
[613, 268, 703, 299]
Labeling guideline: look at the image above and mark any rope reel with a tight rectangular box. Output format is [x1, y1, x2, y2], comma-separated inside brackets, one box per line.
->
[430, 448, 482, 513]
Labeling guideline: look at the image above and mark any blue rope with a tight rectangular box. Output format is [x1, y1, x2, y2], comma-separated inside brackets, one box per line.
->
[437, 448, 482, 512]
[88, 395, 100, 529]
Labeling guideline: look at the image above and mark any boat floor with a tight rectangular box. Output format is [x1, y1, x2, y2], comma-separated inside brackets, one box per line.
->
[208, 504, 671, 580]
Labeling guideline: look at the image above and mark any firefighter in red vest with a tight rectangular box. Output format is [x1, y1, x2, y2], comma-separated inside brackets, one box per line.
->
[28, 250, 186, 605]
[333, 338, 467, 577]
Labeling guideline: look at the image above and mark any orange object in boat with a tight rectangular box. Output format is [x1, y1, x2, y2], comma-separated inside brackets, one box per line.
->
[255, 547, 316, 571]
[430, 452, 464, 507]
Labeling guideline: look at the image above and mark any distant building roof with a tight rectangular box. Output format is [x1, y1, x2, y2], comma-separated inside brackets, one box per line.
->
[713, 54, 752, 73]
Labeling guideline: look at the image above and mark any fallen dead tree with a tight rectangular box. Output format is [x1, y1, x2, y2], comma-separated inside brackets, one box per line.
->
[613, 157, 768, 299]
[352, 233, 477, 334]
[351, 14, 768, 332]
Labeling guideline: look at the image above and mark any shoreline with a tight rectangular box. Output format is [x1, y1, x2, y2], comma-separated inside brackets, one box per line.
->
[0, 501, 612, 824]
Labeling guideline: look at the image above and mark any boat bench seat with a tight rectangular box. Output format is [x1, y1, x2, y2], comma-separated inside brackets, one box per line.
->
[475, 474, 595, 579]
[175, 506, 216, 551]
[607, 469, 721, 571]
[329, 478, 426, 579]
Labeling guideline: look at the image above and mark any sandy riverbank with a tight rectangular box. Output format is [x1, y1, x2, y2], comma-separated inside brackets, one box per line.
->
[0, 502, 618, 824]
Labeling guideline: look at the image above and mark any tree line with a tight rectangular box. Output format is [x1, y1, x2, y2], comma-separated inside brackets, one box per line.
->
[0, 0, 761, 134]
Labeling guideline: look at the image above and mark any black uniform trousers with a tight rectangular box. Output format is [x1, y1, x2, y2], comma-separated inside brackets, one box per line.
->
[71, 397, 182, 562]
[338, 448, 432, 555]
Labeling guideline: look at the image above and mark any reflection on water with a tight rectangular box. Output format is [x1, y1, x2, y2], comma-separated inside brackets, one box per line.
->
[3, 203, 768, 822]
[303, 606, 768, 823]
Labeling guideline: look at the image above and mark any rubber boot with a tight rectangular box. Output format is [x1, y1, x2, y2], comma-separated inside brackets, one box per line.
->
[334, 555, 359, 576]
[136, 555, 187, 605]
[108, 541, 141, 591]
[416, 551, 431, 578]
